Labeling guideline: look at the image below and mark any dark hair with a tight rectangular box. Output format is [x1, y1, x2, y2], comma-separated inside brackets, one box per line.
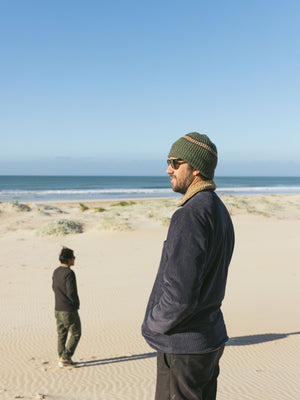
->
[59, 247, 74, 264]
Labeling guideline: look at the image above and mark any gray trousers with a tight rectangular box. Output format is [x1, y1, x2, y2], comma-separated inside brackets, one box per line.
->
[55, 310, 81, 361]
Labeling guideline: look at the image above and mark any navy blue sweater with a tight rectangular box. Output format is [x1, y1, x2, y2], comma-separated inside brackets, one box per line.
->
[142, 190, 234, 354]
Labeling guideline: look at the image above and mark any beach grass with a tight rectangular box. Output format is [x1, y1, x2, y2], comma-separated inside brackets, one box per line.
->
[37, 219, 83, 236]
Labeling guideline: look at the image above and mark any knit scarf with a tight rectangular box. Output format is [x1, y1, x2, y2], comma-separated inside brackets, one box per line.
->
[177, 180, 217, 207]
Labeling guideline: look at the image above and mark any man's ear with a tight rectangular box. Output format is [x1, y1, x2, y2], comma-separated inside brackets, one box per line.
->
[192, 168, 201, 177]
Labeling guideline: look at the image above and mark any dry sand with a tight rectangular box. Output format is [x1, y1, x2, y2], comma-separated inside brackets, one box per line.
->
[0, 194, 299, 400]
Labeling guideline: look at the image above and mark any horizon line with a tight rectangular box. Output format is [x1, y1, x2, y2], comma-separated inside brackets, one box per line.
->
[1, 174, 300, 178]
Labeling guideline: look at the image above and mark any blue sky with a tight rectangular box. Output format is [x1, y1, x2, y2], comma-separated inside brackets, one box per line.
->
[1, 0, 299, 176]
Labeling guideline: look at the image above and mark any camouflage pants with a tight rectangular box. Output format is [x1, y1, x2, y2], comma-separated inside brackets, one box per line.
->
[55, 310, 81, 361]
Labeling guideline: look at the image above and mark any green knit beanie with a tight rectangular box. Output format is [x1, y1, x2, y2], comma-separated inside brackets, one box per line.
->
[168, 132, 218, 179]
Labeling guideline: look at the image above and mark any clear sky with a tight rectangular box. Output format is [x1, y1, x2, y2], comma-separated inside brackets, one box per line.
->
[1, 0, 299, 176]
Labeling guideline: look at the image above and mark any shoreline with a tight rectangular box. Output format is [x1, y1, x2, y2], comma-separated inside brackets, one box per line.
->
[2, 188, 300, 204]
[3, 191, 300, 205]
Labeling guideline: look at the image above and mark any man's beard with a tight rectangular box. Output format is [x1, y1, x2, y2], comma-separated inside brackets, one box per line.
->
[170, 175, 194, 194]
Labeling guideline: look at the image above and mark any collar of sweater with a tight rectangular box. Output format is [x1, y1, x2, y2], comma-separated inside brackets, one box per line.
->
[177, 180, 217, 207]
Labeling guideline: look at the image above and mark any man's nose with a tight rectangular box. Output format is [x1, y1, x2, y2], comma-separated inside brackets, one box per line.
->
[166, 164, 174, 174]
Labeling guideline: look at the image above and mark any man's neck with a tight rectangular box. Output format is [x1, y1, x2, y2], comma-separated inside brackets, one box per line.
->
[178, 179, 216, 207]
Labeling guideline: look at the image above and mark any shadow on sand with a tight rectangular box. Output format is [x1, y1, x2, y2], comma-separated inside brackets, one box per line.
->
[75, 352, 156, 368]
[75, 331, 300, 368]
[227, 331, 300, 346]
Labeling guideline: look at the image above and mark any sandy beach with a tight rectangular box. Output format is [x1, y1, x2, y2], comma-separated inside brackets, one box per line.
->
[0, 194, 299, 400]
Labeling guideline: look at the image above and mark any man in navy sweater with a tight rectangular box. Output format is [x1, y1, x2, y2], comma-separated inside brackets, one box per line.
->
[52, 247, 81, 368]
[142, 132, 234, 400]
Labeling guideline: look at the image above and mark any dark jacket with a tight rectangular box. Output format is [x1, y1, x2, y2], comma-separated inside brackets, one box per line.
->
[52, 266, 80, 312]
[142, 190, 234, 354]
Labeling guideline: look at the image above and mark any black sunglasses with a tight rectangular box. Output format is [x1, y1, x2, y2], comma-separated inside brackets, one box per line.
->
[167, 158, 187, 169]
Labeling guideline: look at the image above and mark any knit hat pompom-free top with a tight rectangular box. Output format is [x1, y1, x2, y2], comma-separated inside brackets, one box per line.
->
[168, 132, 218, 179]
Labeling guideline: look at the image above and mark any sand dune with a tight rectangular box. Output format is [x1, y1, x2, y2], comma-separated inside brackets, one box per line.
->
[0, 195, 299, 399]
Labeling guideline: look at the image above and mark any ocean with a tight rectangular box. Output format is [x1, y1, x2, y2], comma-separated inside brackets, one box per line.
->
[0, 176, 300, 203]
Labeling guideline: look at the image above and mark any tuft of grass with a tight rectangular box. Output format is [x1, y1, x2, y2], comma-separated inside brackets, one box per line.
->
[79, 203, 89, 212]
[38, 219, 83, 236]
[111, 201, 136, 207]
[94, 207, 106, 212]
[12, 201, 31, 212]
[36, 204, 64, 213]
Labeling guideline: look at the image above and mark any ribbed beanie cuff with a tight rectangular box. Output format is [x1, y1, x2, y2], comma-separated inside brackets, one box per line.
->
[168, 132, 218, 179]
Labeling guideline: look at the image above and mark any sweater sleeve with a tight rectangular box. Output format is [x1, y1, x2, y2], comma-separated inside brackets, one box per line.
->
[146, 206, 208, 334]
[65, 270, 80, 309]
